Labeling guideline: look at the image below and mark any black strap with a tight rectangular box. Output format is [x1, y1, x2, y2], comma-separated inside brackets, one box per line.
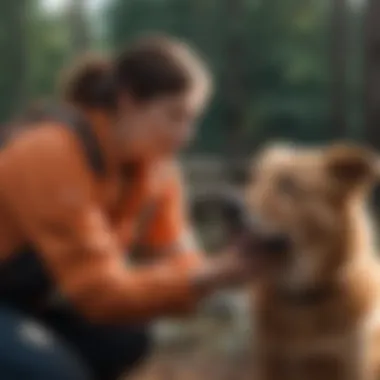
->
[3, 103, 106, 176]
[0, 104, 106, 311]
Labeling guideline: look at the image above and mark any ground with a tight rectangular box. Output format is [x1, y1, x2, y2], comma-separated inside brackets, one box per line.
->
[128, 291, 251, 380]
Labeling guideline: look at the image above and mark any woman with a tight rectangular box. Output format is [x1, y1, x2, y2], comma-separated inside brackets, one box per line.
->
[0, 35, 251, 380]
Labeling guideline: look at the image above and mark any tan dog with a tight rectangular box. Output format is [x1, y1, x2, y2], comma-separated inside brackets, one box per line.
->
[244, 143, 380, 380]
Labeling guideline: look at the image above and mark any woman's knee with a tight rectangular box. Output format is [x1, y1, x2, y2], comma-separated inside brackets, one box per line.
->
[0, 308, 90, 380]
[41, 307, 153, 380]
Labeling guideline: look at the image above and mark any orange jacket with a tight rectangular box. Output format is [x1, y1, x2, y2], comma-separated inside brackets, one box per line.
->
[0, 117, 204, 323]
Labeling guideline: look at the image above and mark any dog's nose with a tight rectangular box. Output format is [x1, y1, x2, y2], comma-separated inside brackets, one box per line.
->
[191, 190, 291, 256]
[259, 233, 291, 255]
[246, 214, 291, 256]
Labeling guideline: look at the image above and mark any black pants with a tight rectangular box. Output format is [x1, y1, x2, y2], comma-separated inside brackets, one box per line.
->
[0, 305, 151, 380]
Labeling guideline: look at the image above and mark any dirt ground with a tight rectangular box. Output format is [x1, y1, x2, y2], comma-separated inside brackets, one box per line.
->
[128, 346, 252, 380]
[127, 291, 252, 380]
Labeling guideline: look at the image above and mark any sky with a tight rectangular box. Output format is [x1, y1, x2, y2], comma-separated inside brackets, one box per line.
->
[41, 0, 107, 13]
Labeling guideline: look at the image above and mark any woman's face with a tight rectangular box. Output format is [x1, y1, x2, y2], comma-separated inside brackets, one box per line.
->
[115, 90, 206, 161]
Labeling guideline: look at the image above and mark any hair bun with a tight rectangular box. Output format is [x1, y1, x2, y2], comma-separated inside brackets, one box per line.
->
[60, 53, 115, 108]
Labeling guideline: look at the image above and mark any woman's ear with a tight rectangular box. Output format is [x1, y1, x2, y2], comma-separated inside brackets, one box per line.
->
[325, 143, 379, 187]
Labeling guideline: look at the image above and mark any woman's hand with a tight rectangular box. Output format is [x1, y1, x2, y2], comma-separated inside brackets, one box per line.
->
[191, 247, 256, 296]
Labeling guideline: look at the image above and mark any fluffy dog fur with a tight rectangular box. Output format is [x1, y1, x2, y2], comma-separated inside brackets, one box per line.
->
[246, 143, 380, 380]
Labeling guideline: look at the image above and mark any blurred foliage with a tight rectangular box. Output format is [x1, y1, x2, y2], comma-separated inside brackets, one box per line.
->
[0, 0, 366, 153]
[29, 3, 71, 100]
[0, 1, 30, 119]
[105, 0, 364, 153]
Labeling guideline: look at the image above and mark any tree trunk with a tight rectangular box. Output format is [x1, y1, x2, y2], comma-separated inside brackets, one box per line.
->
[0, 0, 30, 121]
[364, 0, 380, 149]
[223, 0, 248, 181]
[331, 0, 348, 139]
[67, 0, 90, 56]
[224, 0, 248, 155]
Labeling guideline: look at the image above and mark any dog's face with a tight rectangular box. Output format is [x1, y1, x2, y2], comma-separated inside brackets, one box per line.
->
[245, 143, 379, 289]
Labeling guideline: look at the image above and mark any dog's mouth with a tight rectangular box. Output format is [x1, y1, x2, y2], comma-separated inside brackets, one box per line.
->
[192, 190, 292, 267]
[247, 232, 292, 259]
[238, 227, 292, 272]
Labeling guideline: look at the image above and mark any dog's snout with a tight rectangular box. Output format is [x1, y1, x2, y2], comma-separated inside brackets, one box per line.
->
[249, 212, 268, 231]
[246, 213, 292, 256]
[260, 233, 291, 255]
[248, 212, 278, 237]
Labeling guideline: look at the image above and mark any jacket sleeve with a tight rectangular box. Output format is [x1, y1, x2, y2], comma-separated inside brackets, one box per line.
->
[0, 124, 200, 323]
[140, 163, 204, 271]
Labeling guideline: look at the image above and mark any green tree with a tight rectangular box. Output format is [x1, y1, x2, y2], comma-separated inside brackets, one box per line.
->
[28, 5, 71, 100]
[104, 0, 362, 154]
[0, 1, 31, 121]
[67, 0, 90, 56]
[364, 0, 380, 149]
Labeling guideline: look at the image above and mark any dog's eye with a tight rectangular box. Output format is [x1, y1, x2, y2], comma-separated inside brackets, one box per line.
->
[277, 175, 301, 197]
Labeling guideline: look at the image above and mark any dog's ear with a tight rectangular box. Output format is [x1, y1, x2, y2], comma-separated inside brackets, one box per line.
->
[325, 143, 379, 186]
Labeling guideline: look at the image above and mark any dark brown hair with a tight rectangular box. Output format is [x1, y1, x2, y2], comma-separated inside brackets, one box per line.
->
[61, 35, 211, 110]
